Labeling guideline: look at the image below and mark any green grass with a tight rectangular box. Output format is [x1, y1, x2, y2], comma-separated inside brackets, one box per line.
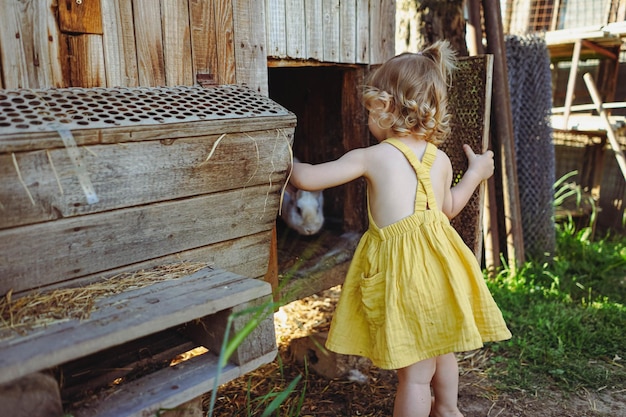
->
[486, 221, 626, 392]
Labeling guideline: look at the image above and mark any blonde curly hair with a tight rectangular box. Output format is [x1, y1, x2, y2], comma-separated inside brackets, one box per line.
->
[362, 40, 457, 145]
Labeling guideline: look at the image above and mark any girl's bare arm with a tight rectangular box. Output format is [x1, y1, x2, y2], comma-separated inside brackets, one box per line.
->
[289, 148, 368, 191]
[442, 145, 494, 219]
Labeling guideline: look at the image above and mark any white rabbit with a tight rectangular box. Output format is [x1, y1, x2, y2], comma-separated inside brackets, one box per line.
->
[281, 162, 325, 236]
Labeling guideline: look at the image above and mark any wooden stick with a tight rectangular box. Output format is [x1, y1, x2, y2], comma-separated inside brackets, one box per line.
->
[563, 39, 582, 126]
[583, 73, 626, 181]
[482, 0, 525, 267]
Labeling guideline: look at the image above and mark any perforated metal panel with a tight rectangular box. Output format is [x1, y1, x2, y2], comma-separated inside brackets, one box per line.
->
[0, 85, 291, 134]
[442, 56, 493, 256]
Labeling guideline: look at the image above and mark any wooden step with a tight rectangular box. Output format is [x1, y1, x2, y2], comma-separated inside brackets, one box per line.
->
[0, 267, 274, 385]
[70, 348, 277, 417]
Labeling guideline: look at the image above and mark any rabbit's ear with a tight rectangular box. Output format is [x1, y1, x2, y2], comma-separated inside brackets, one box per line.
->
[282, 189, 293, 207]
[285, 182, 297, 194]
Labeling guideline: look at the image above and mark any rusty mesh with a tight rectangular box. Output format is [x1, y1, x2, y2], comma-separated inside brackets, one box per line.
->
[505, 35, 556, 258]
[442, 55, 492, 257]
[0, 85, 290, 135]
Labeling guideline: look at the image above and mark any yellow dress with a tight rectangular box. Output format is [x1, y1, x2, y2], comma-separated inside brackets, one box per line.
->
[325, 139, 512, 370]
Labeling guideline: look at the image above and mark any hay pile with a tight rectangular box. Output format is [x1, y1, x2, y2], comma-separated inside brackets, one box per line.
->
[0, 262, 208, 339]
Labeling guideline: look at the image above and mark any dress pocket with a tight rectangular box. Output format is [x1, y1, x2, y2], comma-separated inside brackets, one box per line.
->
[359, 272, 386, 328]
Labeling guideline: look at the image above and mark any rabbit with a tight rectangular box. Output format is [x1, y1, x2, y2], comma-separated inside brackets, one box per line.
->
[281, 162, 325, 235]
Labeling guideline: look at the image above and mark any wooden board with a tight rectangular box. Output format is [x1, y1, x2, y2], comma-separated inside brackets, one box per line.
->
[101, 0, 139, 87]
[214, 0, 237, 84]
[161, 0, 194, 86]
[369, 0, 395, 65]
[49, 231, 275, 293]
[58, 0, 103, 34]
[0, 184, 280, 294]
[355, 0, 370, 64]
[305, 0, 324, 60]
[286, 0, 306, 58]
[72, 349, 277, 417]
[233, 0, 270, 95]
[266, 0, 287, 58]
[132, 0, 167, 86]
[65, 34, 106, 87]
[0, 0, 64, 88]
[190, 0, 219, 82]
[339, 0, 356, 63]
[1, 132, 290, 229]
[322, 0, 340, 62]
[0, 268, 272, 384]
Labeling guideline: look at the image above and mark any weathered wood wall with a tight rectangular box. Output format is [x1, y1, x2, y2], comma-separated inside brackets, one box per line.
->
[265, 0, 395, 63]
[0, 85, 295, 295]
[0, 1, 396, 94]
[0, 0, 268, 93]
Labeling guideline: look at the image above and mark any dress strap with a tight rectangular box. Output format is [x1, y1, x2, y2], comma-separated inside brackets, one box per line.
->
[384, 139, 439, 211]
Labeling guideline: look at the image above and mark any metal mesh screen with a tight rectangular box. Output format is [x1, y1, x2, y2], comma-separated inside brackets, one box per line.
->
[442, 55, 492, 256]
[0, 85, 290, 135]
[505, 35, 556, 259]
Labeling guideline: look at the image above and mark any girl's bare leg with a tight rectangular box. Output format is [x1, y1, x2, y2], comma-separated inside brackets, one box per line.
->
[393, 358, 436, 417]
[430, 353, 464, 417]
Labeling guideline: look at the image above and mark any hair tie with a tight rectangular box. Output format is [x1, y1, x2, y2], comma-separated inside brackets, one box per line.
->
[417, 51, 423, 56]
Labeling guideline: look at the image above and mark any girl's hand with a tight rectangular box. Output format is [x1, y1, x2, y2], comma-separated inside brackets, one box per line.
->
[463, 144, 494, 181]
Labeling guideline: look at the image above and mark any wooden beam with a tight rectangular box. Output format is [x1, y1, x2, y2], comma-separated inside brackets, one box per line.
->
[100, 0, 139, 87]
[563, 39, 582, 126]
[233, 0, 269, 95]
[132, 0, 166, 86]
[583, 73, 626, 182]
[58, 0, 103, 34]
[482, 0, 525, 267]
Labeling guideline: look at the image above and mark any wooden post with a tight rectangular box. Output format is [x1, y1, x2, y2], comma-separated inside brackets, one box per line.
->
[583, 73, 626, 181]
[466, 0, 501, 272]
[482, 0, 525, 268]
[563, 39, 582, 127]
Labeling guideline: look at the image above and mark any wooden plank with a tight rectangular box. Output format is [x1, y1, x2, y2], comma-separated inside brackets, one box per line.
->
[0, 117, 295, 153]
[215, 0, 237, 84]
[369, 0, 395, 64]
[0, 0, 63, 88]
[161, 0, 194, 86]
[339, 0, 356, 63]
[0, 185, 281, 294]
[1, 132, 291, 229]
[100, 0, 139, 87]
[53, 231, 275, 292]
[182, 294, 276, 366]
[132, 0, 166, 86]
[0, 268, 272, 384]
[59, 329, 197, 399]
[322, 0, 340, 62]
[286, 0, 306, 58]
[58, 0, 103, 34]
[65, 34, 106, 87]
[563, 39, 582, 125]
[233, 0, 270, 95]
[0, 0, 28, 88]
[266, 0, 287, 58]
[341, 67, 368, 231]
[583, 73, 626, 181]
[483, 0, 525, 267]
[305, 0, 323, 60]
[189, 0, 219, 80]
[355, 0, 370, 63]
[72, 349, 277, 417]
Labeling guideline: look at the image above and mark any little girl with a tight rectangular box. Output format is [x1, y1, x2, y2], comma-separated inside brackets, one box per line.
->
[289, 40, 512, 417]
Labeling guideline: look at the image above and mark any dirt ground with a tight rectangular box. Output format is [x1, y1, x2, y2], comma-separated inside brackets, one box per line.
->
[210, 286, 626, 417]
